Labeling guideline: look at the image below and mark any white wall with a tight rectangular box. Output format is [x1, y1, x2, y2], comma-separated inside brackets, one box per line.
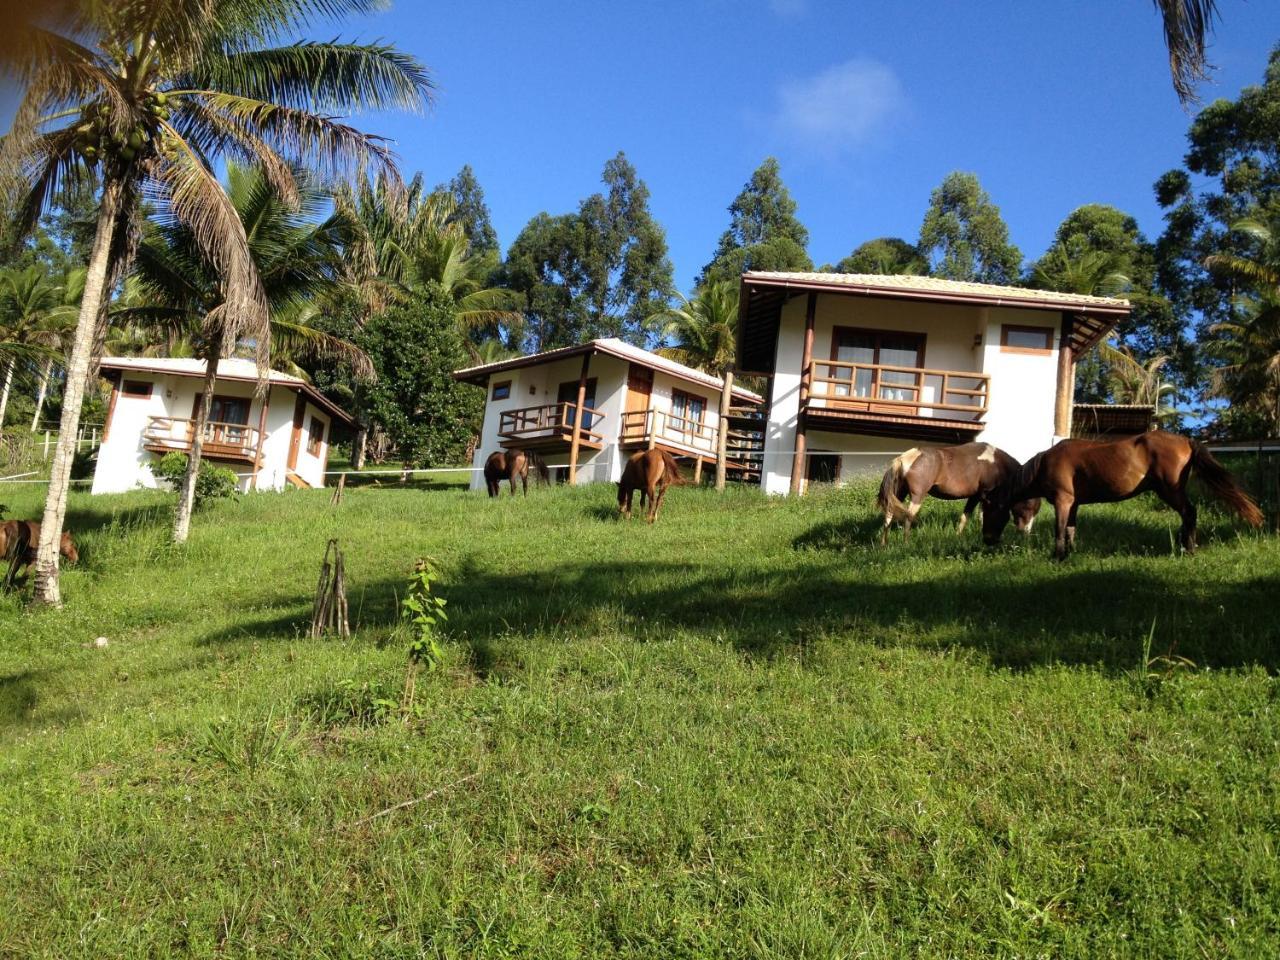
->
[761, 293, 1062, 495]
[92, 375, 331, 495]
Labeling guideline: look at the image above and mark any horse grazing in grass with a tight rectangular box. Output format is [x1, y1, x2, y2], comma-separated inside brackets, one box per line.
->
[876, 442, 1041, 545]
[483, 449, 549, 497]
[618, 449, 683, 523]
[990, 431, 1263, 558]
[1, 520, 78, 589]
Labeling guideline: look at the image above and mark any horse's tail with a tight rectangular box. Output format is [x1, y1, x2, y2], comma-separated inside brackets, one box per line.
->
[1190, 441, 1264, 527]
[876, 454, 910, 521]
[659, 449, 685, 484]
[525, 450, 550, 485]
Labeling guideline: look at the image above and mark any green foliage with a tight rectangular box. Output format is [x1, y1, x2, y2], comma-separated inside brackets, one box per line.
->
[356, 285, 482, 466]
[149, 452, 238, 507]
[918, 171, 1022, 284]
[831, 236, 928, 275]
[700, 157, 812, 285]
[402, 558, 449, 672]
[439, 164, 499, 257]
[300, 678, 400, 727]
[652, 279, 739, 373]
[504, 153, 674, 350]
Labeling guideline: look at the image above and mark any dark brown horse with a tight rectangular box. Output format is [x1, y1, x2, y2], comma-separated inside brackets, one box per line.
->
[990, 431, 1263, 557]
[2, 520, 78, 589]
[618, 449, 683, 523]
[876, 442, 1041, 545]
[483, 449, 549, 497]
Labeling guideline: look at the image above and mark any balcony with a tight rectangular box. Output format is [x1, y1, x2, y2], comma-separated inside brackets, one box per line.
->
[619, 408, 719, 460]
[497, 402, 605, 453]
[804, 360, 990, 442]
[143, 416, 261, 462]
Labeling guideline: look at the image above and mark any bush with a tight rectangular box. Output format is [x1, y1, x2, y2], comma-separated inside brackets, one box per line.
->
[150, 452, 239, 507]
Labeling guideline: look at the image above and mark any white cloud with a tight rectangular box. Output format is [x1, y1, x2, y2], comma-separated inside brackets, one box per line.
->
[774, 59, 907, 153]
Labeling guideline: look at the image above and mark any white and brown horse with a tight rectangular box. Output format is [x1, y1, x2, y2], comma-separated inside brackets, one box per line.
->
[877, 442, 1041, 545]
[483, 449, 550, 497]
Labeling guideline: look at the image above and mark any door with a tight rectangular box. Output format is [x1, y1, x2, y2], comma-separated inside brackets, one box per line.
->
[624, 364, 653, 438]
[193, 393, 251, 445]
[557, 378, 598, 430]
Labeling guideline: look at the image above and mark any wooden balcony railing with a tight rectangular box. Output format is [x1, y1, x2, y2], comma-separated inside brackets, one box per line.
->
[142, 416, 261, 459]
[620, 408, 719, 455]
[498, 402, 606, 445]
[807, 360, 990, 422]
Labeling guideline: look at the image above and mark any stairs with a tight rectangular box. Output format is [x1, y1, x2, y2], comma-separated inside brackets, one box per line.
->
[285, 469, 310, 489]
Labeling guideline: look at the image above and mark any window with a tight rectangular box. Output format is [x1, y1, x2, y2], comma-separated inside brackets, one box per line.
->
[1001, 324, 1054, 355]
[829, 327, 926, 402]
[121, 380, 152, 398]
[670, 389, 707, 430]
[491, 379, 511, 401]
[307, 416, 325, 457]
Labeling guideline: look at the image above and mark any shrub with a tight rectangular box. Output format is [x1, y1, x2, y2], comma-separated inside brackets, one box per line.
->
[150, 452, 239, 507]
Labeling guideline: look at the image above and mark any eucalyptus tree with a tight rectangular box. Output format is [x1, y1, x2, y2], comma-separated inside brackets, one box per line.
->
[131, 163, 373, 541]
[1, 0, 431, 602]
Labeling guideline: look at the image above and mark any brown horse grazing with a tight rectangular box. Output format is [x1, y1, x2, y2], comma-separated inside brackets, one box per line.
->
[876, 443, 1042, 545]
[990, 431, 1264, 558]
[483, 449, 549, 497]
[618, 449, 683, 523]
[1, 520, 78, 589]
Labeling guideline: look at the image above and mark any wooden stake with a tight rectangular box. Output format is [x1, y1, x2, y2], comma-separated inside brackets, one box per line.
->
[310, 539, 350, 639]
[330, 472, 346, 506]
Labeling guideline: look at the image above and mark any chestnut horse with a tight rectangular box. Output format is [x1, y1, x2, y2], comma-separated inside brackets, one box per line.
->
[990, 431, 1263, 558]
[618, 449, 683, 523]
[876, 443, 1041, 545]
[483, 449, 549, 497]
[2, 520, 78, 589]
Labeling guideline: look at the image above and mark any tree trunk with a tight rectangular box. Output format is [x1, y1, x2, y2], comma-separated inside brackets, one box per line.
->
[0, 358, 15, 432]
[715, 368, 733, 492]
[30, 357, 53, 431]
[172, 332, 226, 544]
[33, 177, 125, 606]
[352, 422, 367, 470]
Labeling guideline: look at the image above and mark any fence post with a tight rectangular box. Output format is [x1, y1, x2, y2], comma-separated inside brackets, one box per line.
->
[43, 430, 51, 459]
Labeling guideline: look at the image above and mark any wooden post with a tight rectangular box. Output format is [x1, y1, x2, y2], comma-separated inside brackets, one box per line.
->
[43, 430, 51, 459]
[693, 457, 703, 484]
[715, 369, 733, 491]
[567, 351, 591, 485]
[330, 472, 346, 506]
[249, 391, 271, 491]
[1054, 314, 1075, 437]
[789, 293, 818, 495]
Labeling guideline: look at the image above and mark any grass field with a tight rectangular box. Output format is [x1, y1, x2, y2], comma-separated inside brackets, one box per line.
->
[0, 476, 1277, 957]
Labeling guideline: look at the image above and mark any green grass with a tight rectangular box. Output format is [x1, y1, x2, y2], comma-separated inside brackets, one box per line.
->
[0, 479, 1277, 957]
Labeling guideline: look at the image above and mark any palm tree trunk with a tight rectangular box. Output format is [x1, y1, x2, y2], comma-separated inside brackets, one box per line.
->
[30, 357, 53, 431]
[172, 331, 226, 544]
[353, 422, 367, 470]
[715, 368, 733, 492]
[33, 177, 125, 606]
[0, 358, 15, 432]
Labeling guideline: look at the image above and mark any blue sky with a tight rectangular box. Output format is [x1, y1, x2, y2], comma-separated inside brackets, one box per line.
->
[331, 0, 1278, 288]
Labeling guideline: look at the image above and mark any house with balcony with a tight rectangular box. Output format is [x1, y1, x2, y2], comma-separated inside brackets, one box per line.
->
[90, 356, 351, 495]
[735, 272, 1132, 495]
[453, 338, 763, 489]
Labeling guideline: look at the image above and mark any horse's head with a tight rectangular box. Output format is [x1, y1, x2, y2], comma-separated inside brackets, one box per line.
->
[60, 532, 78, 565]
[1012, 498, 1042, 535]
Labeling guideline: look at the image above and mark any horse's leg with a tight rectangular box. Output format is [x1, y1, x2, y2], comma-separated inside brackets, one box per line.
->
[1052, 495, 1073, 559]
[522, 468, 529, 497]
[1154, 481, 1198, 553]
[880, 507, 893, 546]
[957, 496, 980, 535]
[645, 482, 659, 523]
[1066, 503, 1079, 549]
[652, 482, 669, 523]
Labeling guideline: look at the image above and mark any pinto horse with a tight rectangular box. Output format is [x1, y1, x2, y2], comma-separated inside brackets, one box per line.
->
[618, 449, 683, 523]
[483, 449, 549, 497]
[1, 520, 78, 589]
[876, 442, 1041, 545]
[990, 431, 1263, 558]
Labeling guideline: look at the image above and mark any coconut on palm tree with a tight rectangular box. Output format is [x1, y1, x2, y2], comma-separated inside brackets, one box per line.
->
[129, 163, 373, 541]
[1, 0, 431, 602]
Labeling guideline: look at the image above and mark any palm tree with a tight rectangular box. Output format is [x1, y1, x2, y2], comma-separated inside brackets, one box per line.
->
[130, 163, 373, 541]
[651, 279, 740, 490]
[1205, 217, 1280, 434]
[1099, 341, 1178, 424]
[1155, 0, 1221, 104]
[28, 267, 83, 432]
[0, 266, 65, 430]
[1028, 241, 1131, 298]
[1, 1, 431, 602]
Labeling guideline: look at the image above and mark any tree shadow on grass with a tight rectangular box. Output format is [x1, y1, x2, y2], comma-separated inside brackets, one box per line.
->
[0, 670, 42, 725]
[197, 550, 1280, 675]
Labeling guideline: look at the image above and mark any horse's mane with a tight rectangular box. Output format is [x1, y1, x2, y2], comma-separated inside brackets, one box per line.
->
[1012, 450, 1046, 499]
[523, 449, 551, 484]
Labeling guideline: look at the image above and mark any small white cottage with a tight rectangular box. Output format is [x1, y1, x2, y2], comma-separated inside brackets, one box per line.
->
[453, 338, 763, 488]
[91, 356, 351, 495]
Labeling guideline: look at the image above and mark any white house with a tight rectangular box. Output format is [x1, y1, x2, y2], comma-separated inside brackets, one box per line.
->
[735, 272, 1132, 495]
[91, 356, 352, 495]
[453, 338, 763, 489]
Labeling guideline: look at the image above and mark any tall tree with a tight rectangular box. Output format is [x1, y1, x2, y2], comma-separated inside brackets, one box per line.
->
[831, 237, 928, 275]
[1, 0, 431, 602]
[0, 266, 63, 429]
[439, 164, 498, 257]
[918, 172, 1022, 285]
[504, 153, 673, 350]
[700, 157, 811, 285]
